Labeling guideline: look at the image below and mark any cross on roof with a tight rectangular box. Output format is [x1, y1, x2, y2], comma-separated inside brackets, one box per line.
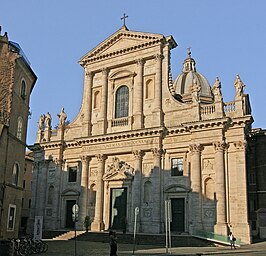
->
[121, 13, 128, 26]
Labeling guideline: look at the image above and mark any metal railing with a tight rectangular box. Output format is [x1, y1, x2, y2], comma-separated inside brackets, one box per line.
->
[192, 229, 241, 246]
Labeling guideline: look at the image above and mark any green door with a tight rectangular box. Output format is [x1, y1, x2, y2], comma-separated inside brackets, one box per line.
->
[110, 188, 127, 230]
[171, 198, 185, 232]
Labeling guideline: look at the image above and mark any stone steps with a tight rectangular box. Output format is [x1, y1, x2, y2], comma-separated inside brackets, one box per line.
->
[53, 230, 86, 240]
[76, 231, 215, 247]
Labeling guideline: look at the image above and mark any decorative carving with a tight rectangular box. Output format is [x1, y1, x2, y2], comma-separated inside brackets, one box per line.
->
[234, 74, 245, 98]
[143, 208, 152, 218]
[204, 209, 214, 218]
[213, 141, 226, 152]
[211, 77, 223, 101]
[151, 148, 163, 157]
[136, 58, 145, 66]
[85, 71, 93, 79]
[203, 159, 214, 170]
[102, 68, 109, 76]
[132, 150, 145, 160]
[189, 144, 203, 154]
[105, 157, 134, 175]
[154, 54, 164, 62]
[143, 163, 152, 177]
[81, 155, 90, 163]
[233, 140, 247, 150]
[96, 154, 107, 162]
[103, 157, 134, 180]
[90, 168, 98, 177]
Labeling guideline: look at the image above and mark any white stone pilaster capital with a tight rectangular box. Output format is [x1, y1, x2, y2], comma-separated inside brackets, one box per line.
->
[151, 148, 163, 158]
[154, 54, 164, 62]
[96, 154, 107, 163]
[136, 58, 145, 66]
[85, 71, 94, 79]
[233, 140, 247, 150]
[132, 150, 145, 160]
[213, 141, 227, 152]
[80, 155, 91, 163]
[101, 67, 109, 76]
[189, 144, 203, 154]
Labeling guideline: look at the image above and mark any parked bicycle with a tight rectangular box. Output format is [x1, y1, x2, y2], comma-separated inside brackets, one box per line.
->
[9, 237, 48, 256]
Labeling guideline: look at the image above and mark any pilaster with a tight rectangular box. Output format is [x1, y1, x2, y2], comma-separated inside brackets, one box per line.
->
[78, 156, 90, 229]
[98, 68, 109, 134]
[82, 71, 93, 137]
[91, 154, 106, 231]
[133, 58, 144, 129]
[189, 144, 203, 231]
[132, 150, 145, 232]
[152, 54, 163, 127]
[213, 141, 228, 235]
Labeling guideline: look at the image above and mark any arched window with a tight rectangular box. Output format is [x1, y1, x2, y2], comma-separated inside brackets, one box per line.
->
[21, 80, 26, 100]
[17, 117, 23, 140]
[12, 163, 20, 186]
[93, 91, 100, 109]
[144, 181, 152, 204]
[47, 185, 55, 205]
[205, 177, 214, 200]
[115, 85, 129, 118]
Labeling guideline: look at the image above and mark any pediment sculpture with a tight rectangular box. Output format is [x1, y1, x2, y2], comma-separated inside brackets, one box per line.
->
[103, 157, 134, 181]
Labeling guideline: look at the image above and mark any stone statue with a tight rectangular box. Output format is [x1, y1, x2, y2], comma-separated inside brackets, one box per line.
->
[212, 77, 222, 101]
[57, 107, 67, 126]
[44, 112, 52, 129]
[191, 78, 200, 103]
[38, 114, 45, 131]
[234, 74, 245, 98]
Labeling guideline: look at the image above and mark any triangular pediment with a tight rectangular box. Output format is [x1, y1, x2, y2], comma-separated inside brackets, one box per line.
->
[79, 27, 170, 65]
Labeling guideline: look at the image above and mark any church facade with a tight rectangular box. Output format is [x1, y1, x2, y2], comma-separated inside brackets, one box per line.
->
[29, 25, 253, 244]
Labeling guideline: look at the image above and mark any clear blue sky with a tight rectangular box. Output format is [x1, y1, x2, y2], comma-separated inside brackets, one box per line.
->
[1, 0, 265, 145]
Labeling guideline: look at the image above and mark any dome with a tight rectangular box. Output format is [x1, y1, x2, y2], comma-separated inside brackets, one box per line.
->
[173, 50, 213, 103]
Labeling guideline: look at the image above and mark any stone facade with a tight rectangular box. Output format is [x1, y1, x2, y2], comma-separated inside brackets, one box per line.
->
[30, 26, 253, 244]
[0, 31, 37, 239]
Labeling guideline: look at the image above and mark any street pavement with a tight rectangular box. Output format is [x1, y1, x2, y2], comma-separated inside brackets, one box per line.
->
[42, 240, 266, 256]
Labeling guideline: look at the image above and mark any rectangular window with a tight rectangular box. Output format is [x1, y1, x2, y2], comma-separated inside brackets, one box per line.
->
[28, 199, 31, 209]
[171, 158, 184, 176]
[68, 167, 77, 182]
[23, 180, 26, 188]
[7, 204, 16, 231]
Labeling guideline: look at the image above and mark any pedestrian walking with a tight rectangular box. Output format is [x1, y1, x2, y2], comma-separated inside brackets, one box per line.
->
[229, 232, 236, 249]
[109, 230, 117, 256]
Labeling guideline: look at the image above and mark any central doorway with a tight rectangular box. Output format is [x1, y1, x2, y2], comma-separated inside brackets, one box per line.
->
[171, 198, 185, 233]
[109, 188, 127, 230]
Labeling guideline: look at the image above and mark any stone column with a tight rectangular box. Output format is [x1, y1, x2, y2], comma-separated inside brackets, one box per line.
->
[189, 144, 203, 231]
[98, 68, 109, 134]
[133, 59, 144, 129]
[151, 148, 162, 232]
[91, 154, 106, 231]
[132, 150, 144, 232]
[82, 70, 93, 137]
[78, 156, 90, 229]
[213, 141, 228, 235]
[153, 54, 163, 127]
